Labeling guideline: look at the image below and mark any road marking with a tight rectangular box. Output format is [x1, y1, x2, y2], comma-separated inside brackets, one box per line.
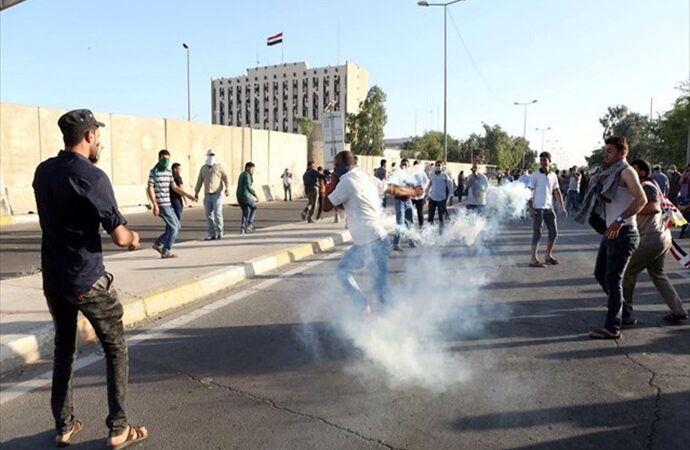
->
[0, 251, 343, 405]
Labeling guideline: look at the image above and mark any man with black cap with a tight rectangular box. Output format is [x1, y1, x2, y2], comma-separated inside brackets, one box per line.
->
[33, 109, 148, 448]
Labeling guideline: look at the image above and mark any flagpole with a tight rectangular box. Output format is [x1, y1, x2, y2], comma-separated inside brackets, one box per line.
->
[281, 41, 284, 64]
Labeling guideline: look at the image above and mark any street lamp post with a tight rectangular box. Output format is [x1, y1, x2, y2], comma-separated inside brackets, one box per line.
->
[513, 99, 537, 168]
[182, 43, 191, 121]
[417, 0, 466, 163]
[535, 126, 551, 152]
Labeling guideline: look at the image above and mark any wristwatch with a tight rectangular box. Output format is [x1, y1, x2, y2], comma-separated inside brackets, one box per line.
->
[615, 215, 624, 224]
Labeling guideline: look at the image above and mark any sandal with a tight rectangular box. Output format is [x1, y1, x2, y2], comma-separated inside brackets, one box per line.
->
[56, 419, 83, 447]
[589, 328, 621, 339]
[545, 257, 560, 265]
[108, 425, 148, 450]
[663, 313, 688, 323]
[529, 261, 546, 268]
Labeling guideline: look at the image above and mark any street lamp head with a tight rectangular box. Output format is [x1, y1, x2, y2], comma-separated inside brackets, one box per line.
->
[417, 1, 430, 6]
[531, 99, 538, 104]
[182, 43, 189, 49]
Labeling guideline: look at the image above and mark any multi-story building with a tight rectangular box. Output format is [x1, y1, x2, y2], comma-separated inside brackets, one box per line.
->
[211, 61, 368, 134]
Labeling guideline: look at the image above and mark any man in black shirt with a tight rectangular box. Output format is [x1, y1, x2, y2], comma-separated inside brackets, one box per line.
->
[32, 109, 148, 448]
[301, 160, 324, 223]
[170, 162, 185, 220]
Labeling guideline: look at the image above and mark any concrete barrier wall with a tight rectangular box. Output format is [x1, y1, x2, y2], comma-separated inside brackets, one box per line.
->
[0, 103, 307, 215]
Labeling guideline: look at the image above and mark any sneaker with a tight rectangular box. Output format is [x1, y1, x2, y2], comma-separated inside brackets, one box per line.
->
[216, 234, 223, 240]
[393, 245, 403, 252]
[240, 227, 246, 235]
[588, 328, 621, 339]
[246, 224, 255, 232]
[152, 243, 164, 254]
[409, 241, 418, 248]
[204, 235, 216, 241]
[161, 251, 178, 259]
[307, 218, 314, 223]
[301, 211, 307, 221]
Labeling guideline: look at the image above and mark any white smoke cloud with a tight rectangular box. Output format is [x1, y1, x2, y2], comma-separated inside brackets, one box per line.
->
[298, 182, 532, 392]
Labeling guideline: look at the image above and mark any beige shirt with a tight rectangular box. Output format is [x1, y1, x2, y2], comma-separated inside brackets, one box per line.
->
[194, 163, 229, 196]
[638, 181, 671, 246]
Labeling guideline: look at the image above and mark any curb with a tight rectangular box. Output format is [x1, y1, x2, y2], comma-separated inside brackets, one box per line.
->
[1, 229, 352, 373]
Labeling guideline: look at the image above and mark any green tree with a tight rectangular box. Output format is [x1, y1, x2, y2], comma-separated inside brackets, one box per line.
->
[346, 86, 388, 155]
[458, 133, 484, 163]
[479, 124, 533, 169]
[652, 82, 690, 165]
[296, 116, 313, 137]
[598, 105, 654, 161]
[402, 131, 460, 161]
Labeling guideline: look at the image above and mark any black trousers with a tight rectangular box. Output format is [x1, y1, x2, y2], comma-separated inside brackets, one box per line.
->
[45, 273, 129, 437]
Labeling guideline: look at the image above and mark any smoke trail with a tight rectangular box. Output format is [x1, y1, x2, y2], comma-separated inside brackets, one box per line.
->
[299, 182, 532, 391]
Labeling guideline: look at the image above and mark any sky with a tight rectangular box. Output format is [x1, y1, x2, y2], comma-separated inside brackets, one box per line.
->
[1, 0, 688, 167]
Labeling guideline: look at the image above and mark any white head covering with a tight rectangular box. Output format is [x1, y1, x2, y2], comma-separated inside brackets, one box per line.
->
[205, 149, 216, 167]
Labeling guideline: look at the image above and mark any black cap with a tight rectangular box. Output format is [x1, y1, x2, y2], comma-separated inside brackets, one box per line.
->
[58, 109, 105, 136]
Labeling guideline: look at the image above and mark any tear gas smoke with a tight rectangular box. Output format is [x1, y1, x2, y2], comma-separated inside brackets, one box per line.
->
[299, 182, 532, 391]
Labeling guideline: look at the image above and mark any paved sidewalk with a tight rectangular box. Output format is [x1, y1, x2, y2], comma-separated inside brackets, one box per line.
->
[0, 219, 354, 373]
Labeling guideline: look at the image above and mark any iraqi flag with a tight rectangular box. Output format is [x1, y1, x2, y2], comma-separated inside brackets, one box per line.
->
[267, 32, 283, 46]
[669, 239, 690, 270]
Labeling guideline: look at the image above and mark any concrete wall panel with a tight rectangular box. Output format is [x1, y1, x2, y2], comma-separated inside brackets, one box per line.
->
[1, 103, 307, 217]
[110, 114, 165, 186]
[0, 104, 41, 192]
[165, 119, 192, 185]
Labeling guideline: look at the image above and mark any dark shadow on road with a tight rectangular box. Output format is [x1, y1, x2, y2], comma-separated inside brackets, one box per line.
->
[0, 429, 106, 450]
[449, 391, 690, 450]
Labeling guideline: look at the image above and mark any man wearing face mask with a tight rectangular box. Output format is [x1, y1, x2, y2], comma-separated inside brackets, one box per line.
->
[194, 149, 230, 240]
[148, 149, 195, 258]
[323, 151, 422, 312]
[426, 160, 455, 233]
[465, 163, 489, 212]
[389, 158, 418, 251]
[33, 109, 148, 448]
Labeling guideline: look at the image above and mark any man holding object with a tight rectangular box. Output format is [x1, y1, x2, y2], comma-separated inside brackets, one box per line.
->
[323, 151, 422, 312]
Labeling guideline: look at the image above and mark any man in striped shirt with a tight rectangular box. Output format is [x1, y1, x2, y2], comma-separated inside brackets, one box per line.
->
[147, 149, 195, 258]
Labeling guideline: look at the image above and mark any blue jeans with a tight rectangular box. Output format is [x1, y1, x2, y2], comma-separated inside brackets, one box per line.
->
[336, 236, 392, 308]
[239, 199, 257, 229]
[171, 197, 183, 220]
[594, 226, 640, 333]
[154, 204, 180, 252]
[394, 198, 415, 246]
[203, 193, 224, 238]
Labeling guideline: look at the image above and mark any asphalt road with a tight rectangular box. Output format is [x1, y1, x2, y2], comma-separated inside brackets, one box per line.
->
[1, 217, 688, 449]
[0, 199, 311, 280]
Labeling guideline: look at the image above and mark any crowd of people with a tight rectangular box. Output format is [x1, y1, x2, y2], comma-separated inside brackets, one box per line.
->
[28, 108, 688, 447]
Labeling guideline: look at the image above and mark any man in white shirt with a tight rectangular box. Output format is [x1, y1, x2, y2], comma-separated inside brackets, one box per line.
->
[465, 163, 489, 212]
[528, 152, 567, 267]
[281, 168, 292, 201]
[324, 151, 421, 312]
[389, 159, 418, 251]
[411, 160, 429, 229]
[566, 166, 581, 213]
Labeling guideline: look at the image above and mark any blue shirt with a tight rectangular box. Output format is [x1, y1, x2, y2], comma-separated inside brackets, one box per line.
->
[33, 151, 127, 296]
[427, 171, 454, 202]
